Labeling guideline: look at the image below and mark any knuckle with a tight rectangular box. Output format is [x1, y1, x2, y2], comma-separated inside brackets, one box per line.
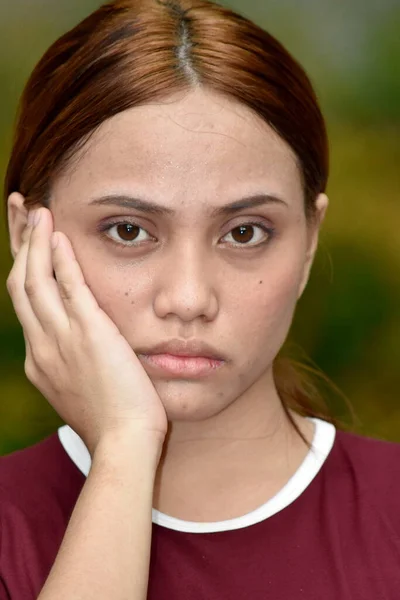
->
[58, 279, 75, 302]
[6, 275, 17, 295]
[24, 358, 38, 384]
[31, 343, 53, 369]
[24, 278, 38, 298]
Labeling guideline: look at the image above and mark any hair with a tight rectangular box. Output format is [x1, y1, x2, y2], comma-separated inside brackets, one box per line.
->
[4, 0, 345, 446]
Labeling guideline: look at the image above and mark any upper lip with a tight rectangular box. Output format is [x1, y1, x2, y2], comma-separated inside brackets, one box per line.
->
[138, 339, 226, 361]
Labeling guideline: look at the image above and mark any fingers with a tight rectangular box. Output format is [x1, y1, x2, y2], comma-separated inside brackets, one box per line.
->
[24, 208, 70, 334]
[8, 205, 107, 342]
[6, 223, 45, 341]
[50, 228, 107, 330]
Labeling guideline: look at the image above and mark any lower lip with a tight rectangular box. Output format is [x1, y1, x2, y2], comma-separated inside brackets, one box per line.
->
[139, 353, 224, 378]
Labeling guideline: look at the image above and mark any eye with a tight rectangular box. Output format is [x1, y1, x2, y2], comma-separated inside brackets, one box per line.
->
[100, 221, 153, 247]
[221, 222, 275, 247]
[99, 220, 275, 249]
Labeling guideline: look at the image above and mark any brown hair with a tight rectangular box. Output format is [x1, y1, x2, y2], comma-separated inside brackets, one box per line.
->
[4, 0, 343, 445]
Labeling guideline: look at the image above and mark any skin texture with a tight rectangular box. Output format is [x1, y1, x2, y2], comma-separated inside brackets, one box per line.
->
[8, 88, 328, 521]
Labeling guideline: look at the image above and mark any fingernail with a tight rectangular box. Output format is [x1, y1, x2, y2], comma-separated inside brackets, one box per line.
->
[27, 210, 36, 226]
[33, 209, 41, 226]
[51, 232, 59, 249]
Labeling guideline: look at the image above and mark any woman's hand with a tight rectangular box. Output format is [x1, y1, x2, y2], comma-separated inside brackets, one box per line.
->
[6, 206, 168, 456]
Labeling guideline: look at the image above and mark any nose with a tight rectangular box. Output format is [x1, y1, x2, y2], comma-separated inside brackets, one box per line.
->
[153, 244, 218, 323]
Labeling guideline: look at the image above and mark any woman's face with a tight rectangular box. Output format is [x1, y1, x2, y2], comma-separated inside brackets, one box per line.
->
[31, 88, 328, 422]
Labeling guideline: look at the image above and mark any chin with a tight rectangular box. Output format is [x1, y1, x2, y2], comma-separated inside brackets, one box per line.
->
[152, 380, 232, 422]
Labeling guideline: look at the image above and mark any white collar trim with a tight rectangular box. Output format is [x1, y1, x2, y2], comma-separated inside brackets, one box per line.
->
[58, 417, 335, 533]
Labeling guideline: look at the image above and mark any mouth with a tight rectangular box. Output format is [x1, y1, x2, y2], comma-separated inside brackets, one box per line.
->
[138, 353, 225, 379]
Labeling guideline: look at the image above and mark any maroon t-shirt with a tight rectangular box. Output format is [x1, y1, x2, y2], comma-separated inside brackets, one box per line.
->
[0, 422, 400, 599]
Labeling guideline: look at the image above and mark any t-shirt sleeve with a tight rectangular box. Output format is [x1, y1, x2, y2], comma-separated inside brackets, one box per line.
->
[0, 507, 10, 600]
[0, 576, 11, 600]
[0, 434, 85, 599]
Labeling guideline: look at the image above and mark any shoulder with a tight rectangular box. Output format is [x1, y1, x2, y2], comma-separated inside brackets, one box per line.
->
[329, 427, 400, 523]
[0, 431, 84, 521]
[0, 434, 85, 595]
[333, 428, 400, 478]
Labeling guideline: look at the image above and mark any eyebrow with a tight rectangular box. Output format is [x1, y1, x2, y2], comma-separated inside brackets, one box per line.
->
[89, 193, 288, 217]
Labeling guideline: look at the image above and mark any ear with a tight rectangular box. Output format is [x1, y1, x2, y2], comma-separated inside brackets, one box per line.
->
[7, 192, 30, 259]
[297, 193, 329, 300]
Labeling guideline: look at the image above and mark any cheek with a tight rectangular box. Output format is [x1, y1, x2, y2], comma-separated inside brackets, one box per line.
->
[77, 243, 304, 347]
[234, 258, 303, 342]
[79, 262, 152, 326]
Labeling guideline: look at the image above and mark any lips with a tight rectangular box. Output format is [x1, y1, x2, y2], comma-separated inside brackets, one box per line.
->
[139, 353, 224, 378]
[136, 338, 226, 361]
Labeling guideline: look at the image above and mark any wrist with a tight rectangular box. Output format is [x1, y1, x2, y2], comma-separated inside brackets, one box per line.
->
[93, 426, 165, 470]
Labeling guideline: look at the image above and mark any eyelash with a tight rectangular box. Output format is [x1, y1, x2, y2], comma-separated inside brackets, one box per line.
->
[98, 219, 275, 250]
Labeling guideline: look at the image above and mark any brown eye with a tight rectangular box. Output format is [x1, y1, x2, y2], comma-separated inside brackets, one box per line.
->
[222, 223, 273, 247]
[102, 221, 152, 246]
[115, 223, 141, 242]
[230, 225, 255, 244]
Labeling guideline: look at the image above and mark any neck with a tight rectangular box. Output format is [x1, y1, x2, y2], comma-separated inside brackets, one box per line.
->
[152, 373, 315, 522]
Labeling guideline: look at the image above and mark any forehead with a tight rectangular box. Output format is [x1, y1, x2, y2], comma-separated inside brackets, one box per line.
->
[54, 88, 303, 207]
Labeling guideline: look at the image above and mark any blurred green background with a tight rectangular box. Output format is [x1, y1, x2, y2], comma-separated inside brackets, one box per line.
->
[1, 0, 399, 454]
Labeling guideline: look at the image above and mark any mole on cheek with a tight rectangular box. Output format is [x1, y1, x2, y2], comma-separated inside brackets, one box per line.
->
[259, 280, 263, 284]
[125, 291, 129, 296]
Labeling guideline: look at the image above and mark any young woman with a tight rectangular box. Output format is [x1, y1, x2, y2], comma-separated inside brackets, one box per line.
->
[1, 0, 399, 598]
